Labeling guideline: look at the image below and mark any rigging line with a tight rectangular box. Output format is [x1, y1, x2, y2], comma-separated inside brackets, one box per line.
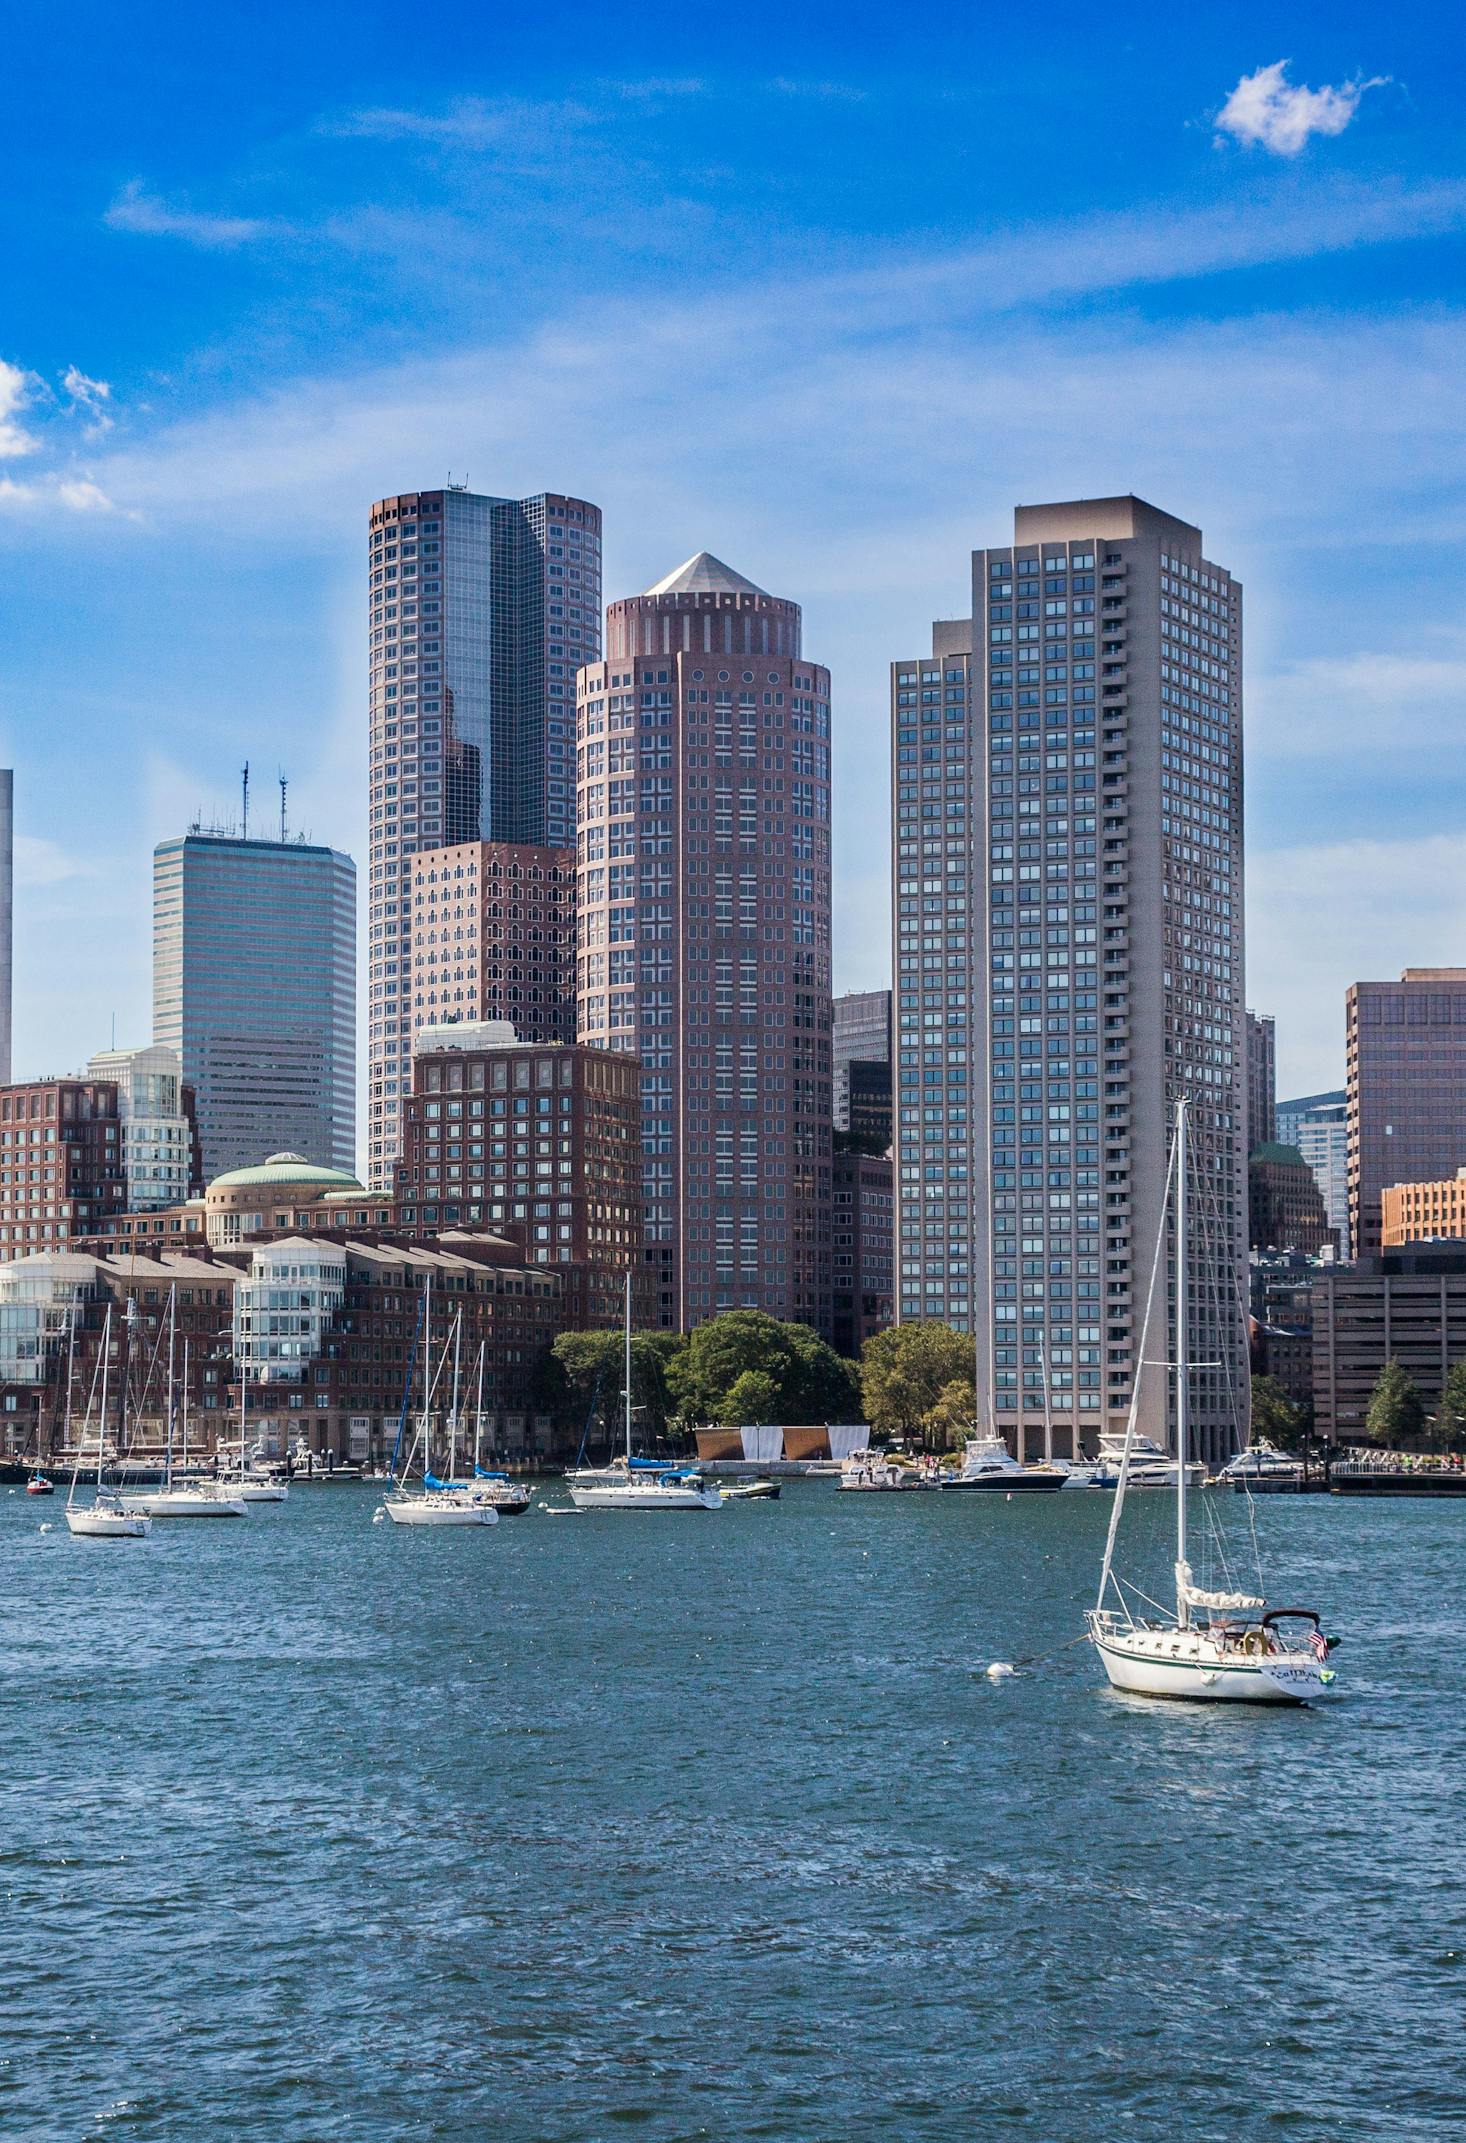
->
[1096, 1121, 1179, 1618]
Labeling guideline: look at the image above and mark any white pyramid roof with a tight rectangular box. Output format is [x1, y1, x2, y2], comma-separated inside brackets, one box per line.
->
[643, 551, 768, 598]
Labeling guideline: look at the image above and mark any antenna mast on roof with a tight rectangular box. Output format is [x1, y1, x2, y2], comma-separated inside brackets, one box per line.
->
[279, 772, 287, 844]
[241, 762, 250, 842]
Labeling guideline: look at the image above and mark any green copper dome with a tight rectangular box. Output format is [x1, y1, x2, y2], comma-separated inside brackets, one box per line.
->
[208, 1151, 364, 1194]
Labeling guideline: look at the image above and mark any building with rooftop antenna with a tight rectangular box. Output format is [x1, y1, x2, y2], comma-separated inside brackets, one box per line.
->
[576, 551, 833, 1333]
[153, 830, 356, 1180]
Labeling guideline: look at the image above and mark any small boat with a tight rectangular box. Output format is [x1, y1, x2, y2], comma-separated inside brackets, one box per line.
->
[1091, 1429, 1205, 1490]
[26, 1475, 55, 1497]
[378, 1282, 501, 1529]
[235, 1475, 290, 1504]
[566, 1277, 722, 1512]
[1086, 1097, 1340, 1706]
[1214, 1441, 1307, 1491]
[936, 1433, 1065, 1493]
[120, 1293, 245, 1518]
[64, 1308, 151, 1540]
[721, 1478, 781, 1501]
[838, 1453, 926, 1492]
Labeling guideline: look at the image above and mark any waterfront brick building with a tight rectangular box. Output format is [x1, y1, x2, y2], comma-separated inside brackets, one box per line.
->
[831, 1148, 895, 1357]
[575, 552, 834, 1334]
[0, 1232, 564, 1465]
[393, 1028, 642, 1326]
[0, 1077, 129, 1253]
[408, 840, 576, 1043]
[1348, 968, 1466, 1260]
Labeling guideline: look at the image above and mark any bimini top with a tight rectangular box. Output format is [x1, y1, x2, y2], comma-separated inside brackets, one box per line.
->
[209, 1151, 365, 1193]
[643, 552, 768, 599]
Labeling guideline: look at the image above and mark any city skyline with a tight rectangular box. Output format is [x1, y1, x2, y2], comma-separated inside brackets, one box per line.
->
[3, 16, 1463, 1104]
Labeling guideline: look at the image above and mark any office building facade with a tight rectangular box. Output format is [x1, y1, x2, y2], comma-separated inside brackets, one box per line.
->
[1246, 1010, 1276, 1148]
[366, 486, 602, 1185]
[575, 553, 833, 1333]
[408, 840, 576, 1044]
[1348, 969, 1466, 1260]
[1278, 1090, 1348, 1256]
[1313, 1248, 1466, 1443]
[893, 496, 1246, 1464]
[1248, 1143, 1335, 1256]
[153, 832, 356, 1181]
[833, 988, 892, 1148]
[831, 1148, 894, 1357]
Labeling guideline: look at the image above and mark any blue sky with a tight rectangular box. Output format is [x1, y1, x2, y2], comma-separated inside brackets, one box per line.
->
[3, 2, 1464, 1104]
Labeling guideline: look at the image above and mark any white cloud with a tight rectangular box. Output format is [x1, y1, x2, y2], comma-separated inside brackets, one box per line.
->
[1250, 832, 1466, 1093]
[0, 360, 38, 459]
[104, 178, 268, 247]
[13, 834, 97, 888]
[61, 365, 113, 436]
[1216, 60, 1385, 158]
[0, 474, 119, 514]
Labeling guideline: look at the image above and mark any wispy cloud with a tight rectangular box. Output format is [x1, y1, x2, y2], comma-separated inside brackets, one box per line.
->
[331, 78, 706, 148]
[104, 177, 270, 247]
[0, 360, 39, 459]
[1215, 60, 1387, 158]
[14, 833, 98, 888]
[1250, 648, 1466, 762]
[0, 474, 119, 514]
[769, 77, 867, 102]
[61, 364, 113, 437]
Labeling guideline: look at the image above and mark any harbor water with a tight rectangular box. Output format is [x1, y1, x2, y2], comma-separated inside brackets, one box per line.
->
[2, 1480, 1462, 2141]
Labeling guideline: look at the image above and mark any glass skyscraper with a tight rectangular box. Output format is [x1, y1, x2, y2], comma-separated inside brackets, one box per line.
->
[366, 486, 602, 1187]
[153, 832, 356, 1180]
[892, 496, 1247, 1467]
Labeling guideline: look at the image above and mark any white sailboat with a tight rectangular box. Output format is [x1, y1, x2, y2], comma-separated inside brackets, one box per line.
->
[225, 1361, 289, 1502]
[456, 1340, 533, 1515]
[566, 1276, 721, 1511]
[65, 1305, 151, 1540]
[1086, 1096, 1339, 1704]
[122, 1292, 246, 1518]
[379, 1280, 498, 1527]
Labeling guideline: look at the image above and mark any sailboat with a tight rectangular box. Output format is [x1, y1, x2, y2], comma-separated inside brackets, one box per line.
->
[65, 1305, 151, 1540]
[1086, 1096, 1339, 1704]
[566, 1276, 721, 1511]
[457, 1340, 532, 1515]
[121, 1292, 246, 1518]
[225, 1357, 289, 1503]
[379, 1279, 498, 1527]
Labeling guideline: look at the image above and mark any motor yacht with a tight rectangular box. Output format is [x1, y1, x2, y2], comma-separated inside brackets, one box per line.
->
[937, 1433, 1065, 1493]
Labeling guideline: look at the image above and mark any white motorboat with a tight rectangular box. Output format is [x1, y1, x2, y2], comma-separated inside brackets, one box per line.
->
[565, 1276, 722, 1512]
[64, 1307, 153, 1541]
[235, 1476, 290, 1504]
[1086, 1097, 1340, 1706]
[1214, 1441, 1307, 1490]
[1091, 1429, 1205, 1490]
[838, 1453, 926, 1491]
[936, 1432, 1065, 1493]
[1042, 1458, 1107, 1490]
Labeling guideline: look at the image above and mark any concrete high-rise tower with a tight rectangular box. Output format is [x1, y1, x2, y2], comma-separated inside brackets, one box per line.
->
[366, 486, 602, 1186]
[891, 497, 1247, 1466]
[576, 553, 833, 1333]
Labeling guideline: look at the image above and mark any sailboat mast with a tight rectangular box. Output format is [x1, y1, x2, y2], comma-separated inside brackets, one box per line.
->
[97, 1307, 112, 1492]
[1175, 1094, 1189, 1625]
[450, 1309, 462, 1480]
[473, 1341, 485, 1474]
[422, 1271, 432, 1475]
[623, 1270, 633, 1464]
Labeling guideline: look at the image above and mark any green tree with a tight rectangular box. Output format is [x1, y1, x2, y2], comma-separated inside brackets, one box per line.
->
[723, 1370, 780, 1425]
[667, 1311, 859, 1426]
[860, 1321, 975, 1443]
[924, 1377, 978, 1453]
[551, 1328, 684, 1447]
[1365, 1358, 1425, 1447]
[1434, 1361, 1466, 1450]
[1250, 1374, 1304, 1453]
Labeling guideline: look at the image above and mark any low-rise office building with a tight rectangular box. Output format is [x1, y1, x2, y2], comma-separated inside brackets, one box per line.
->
[1312, 1247, 1466, 1442]
[1381, 1168, 1466, 1248]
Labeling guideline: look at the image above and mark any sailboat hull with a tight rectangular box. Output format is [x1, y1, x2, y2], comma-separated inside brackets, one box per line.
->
[1089, 1620, 1336, 1704]
[121, 1489, 247, 1517]
[381, 1497, 498, 1526]
[65, 1506, 151, 1539]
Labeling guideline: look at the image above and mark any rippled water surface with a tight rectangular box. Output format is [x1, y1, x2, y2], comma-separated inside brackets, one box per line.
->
[2, 1479, 1462, 2141]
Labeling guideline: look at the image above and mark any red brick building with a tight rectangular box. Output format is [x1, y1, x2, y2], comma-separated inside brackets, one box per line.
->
[408, 840, 576, 1043]
[0, 1078, 129, 1254]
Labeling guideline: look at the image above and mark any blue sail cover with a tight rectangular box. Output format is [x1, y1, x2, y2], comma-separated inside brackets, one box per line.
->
[474, 1467, 508, 1480]
[423, 1470, 459, 1491]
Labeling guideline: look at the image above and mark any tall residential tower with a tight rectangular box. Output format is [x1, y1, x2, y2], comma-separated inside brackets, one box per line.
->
[576, 553, 833, 1333]
[892, 496, 1246, 1465]
[366, 486, 601, 1185]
